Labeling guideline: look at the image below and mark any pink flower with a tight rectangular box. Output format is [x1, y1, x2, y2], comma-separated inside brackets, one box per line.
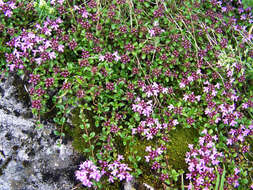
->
[5, 10, 13, 17]
[201, 129, 207, 135]
[156, 148, 163, 155]
[212, 90, 217, 96]
[188, 144, 194, 149]
[162, 87, 168, 94]
[145, 146, 152, 152]
[199, 137, 205, 146]
[188, 76, 194, 82]
[58, 0, 64, 5]
[48, 51, 56, 59]
[99, 55, 105, 61]
[58, 44, 64, 52]
[0, 0, 4, 6]
[179, 82, 186, 88]
[108, 175, 114, 183]
[173, 119, 179, 126]
[113, 51, 121, 61]
[35, 58, 43, 65]
[242, 103, 248, 109]
[82, 10, 90, 18]
[183, 94, 189, 101]
[148, 29, 155, 37]
[9, 64, 15, 71]
[145, 155, 150, 162]
[117, 155, 124, 161]
[215, 83, 220, 89]
[215, 117, 221, 123]
[234, 168, 240, 175]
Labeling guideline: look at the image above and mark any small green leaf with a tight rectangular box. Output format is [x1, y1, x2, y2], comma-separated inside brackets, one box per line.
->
[84, 148, 90, 153]
[219, 167, 226, 190]
[82, 134, 89, 142]
[80, 124, 84, 129]
[136, 156, 141, 161]
[90, 132, 95, 138]
[134, 112, 140, 121]
[54, 130, 60, 136]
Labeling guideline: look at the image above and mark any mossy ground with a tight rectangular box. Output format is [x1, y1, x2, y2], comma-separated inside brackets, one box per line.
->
[166, 127, 198, 170]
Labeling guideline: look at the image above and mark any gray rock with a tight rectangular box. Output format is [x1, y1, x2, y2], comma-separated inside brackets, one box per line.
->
[0, 75, 82, 190]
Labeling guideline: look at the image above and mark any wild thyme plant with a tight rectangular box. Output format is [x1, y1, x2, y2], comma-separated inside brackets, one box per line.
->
[0, 0, 252, 189]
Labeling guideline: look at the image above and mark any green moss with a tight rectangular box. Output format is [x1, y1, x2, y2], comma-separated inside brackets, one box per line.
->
[166, 127, 199, 171]
[64, 106, 101, 153]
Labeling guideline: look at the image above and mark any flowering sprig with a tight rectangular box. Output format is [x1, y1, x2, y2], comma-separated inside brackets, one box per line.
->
[75, 160, 103, 188]
[0, 0, 17, 17]
[227, 124, 252, 146]
[132, 97, 153, 117]
[185, 130, 224, 190]
[106, 155, 133, 183]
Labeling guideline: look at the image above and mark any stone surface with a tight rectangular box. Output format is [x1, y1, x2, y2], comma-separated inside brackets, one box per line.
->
[0, 74, 83, 190]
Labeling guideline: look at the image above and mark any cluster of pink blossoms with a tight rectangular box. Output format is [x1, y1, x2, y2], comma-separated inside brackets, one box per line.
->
[50, 0, 64, 6]
[202, 81, 245, 127]
[106, 155, 133, 183]
[132, 117, 171, 140]
[132, 97, 153, 117]
[227, 124, 252, 147]
[185, 129, 224, 190]
[99, 51, 122, 62]
[141, 82, 169, 97]
[132, 82, 179, 140]
[144, 145, 166, 163]
[75, 160, 103, 188]
[0, 0, 16, 17]
[6, 17, 64, 71]
[76, 156, 133, 188]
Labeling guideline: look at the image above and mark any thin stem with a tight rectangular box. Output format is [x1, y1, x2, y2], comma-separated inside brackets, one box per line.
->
[70, 183, 82, 190]
[127, 0, 133, 29]
[81, 108, 95, 158]
[203, 58, 225, 87]
[66, 0, 77, 24]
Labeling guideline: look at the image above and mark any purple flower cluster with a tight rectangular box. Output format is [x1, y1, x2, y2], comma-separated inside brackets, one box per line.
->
[202, 80, 245, 126]
[75, 160, 103, 188]
[45, 77, 54, 87]
[141, 82, 169, 97]
[106, 155, 133, 183]
[132, 98, 153, 117]
[183, 92, 201, 103]
[144, 145, 165, 163]
[226, 124, 252, 146]
[0, 0, 17, 17]
[185, 130, 224, 190]
[29, 74, 40, 85]
[6, 18, 64, 71]
[110, 124, 119, 133]
[106, 82, 115, 91]
[62, 82, 71, 90]
[31, 99, 42, 110]
[132, 117, 169, 140]
[76, 156, 133, 187]
[120, 54, 130, 64]
[179, 70, 201, 88]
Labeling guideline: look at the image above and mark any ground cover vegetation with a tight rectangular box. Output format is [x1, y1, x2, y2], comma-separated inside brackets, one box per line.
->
[0, 0, 253, 189]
